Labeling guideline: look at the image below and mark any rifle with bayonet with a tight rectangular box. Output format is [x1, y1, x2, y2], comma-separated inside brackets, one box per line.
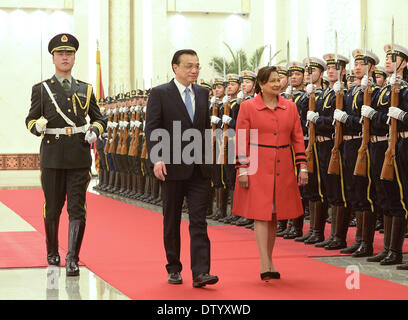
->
[328, 31, 345, 175]
[305, 37, 316, 173]
[354, 24, 372, 176]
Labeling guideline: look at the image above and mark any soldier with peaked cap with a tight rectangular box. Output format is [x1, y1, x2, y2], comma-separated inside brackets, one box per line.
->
[25, 33, 106, 276]
[363, 44, 408, 267]
[93, 98, 109, 191]
[373, 66, 388, 88]
[333, 49, 381, 256]
[208, 78, 228, 222]
[292, 57, 327, 242]
[240, 70, 256, 100]
[304, 53, 349, 248]
[200, 79, 213, 99]
[346, 70, 356, 89]
[276, 65, 289, 93]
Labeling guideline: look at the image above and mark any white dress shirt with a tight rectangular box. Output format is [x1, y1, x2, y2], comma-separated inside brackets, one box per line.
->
[174, 78, 196, 115]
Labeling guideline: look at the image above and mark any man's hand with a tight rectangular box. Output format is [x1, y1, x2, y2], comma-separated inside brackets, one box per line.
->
[307, 111, 319, 124]
[222, 115, 232, 125]
[154, 161, 167, 181]
[387, 106, 407, 121]
[35, 122, 46, 134]
[361, 105, 377, 119]
[85, 128, 97, 144]
[333, 109, 349, 124]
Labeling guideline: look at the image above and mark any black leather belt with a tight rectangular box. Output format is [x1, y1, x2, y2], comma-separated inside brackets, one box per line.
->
[249, 142, 290, 149]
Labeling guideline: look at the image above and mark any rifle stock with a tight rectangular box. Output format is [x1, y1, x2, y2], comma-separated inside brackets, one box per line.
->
[354, 87, 372, 176]
[380, 86, 398, 180]
[120, 110, 129, 155]
[305, 92, 316, 173]
[128, 109, 137, 156]
[328, 88, 344, 175]
[103, 111, 113, 153]
[108, 109, 119, 154]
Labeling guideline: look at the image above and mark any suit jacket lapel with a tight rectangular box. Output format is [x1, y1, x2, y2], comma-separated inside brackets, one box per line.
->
[192, 84, 201, 126]
[169, 79, 193, 125]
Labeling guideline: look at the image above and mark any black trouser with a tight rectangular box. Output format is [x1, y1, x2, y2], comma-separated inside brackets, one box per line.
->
[303, 143, 326, 203]
[343, 139, 376, 212]
[41, 167, 91, 222]
[223, 164, 236, 191]
[162, 166, 211, 278]
[211, 164, 225, 189]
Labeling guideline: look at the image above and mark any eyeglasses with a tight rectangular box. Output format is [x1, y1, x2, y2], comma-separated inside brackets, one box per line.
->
[181, 63, 201, 71]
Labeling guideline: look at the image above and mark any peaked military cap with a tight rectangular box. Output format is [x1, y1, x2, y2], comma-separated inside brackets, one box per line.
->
[227, 74, 240, 83]
[384, 43, 408, 60]
[200, 79, 212, 90]
[323, 53, 349, 67]
[302, 57, 327, 71]
[240, 70, 256, 81]
[48, 33, 79, 54]
[213, 77, 227, 88]
[130, 89, 137, 98]
[275, 65, 288, 76]
[288, 61, 305, 73]
[352, 49, 379, 65]
[373, 65, 388, 77]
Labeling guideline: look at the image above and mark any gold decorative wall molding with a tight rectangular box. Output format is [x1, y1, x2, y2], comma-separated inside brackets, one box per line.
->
[0, 154, 40, 170]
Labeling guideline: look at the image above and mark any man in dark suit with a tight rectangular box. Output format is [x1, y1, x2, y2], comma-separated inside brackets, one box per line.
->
[145, 49, 219, 288]
[25, 33, 106, 277]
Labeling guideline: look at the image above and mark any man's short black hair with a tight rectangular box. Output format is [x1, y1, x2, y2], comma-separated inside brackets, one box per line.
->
[171, 49, 198, 71]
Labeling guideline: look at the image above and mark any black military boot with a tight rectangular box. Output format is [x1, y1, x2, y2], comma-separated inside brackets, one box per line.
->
[305, 201, 328, 245]
[128, 173, 137, 198]
[375, 210, 384, 231]
[93, 169, 104, 190]
[44, 218, 60, 266]
[296, 202, 315, 242]
[140, 176, 152, 202]
[150, 178, 160, 205]
[284, 215, 304, 239]
[209, 188, 225, 220]
[351, 210, 376, 257]
[326, 206, 351, 250]
[341, 211, 363, 254]
[110, 171, 121, 193]
[103, 171, 115, 191]
[118, 172, 127, 195]
[315, 204, 334, 248]
[367, 215, 392, 262]
[380, 216, 405, 265]
[276, 220, 288, 235]
[277, 220, 291, 237]
[100, 169, 109, 190]
[123, 173, 133, 197]
[66, 220, 86, 277]
[133, 175, 145, 199]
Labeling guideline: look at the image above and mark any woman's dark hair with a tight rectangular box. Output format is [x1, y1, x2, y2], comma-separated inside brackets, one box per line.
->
[254, 66, 278, 94]
[171, 49, 198, 72]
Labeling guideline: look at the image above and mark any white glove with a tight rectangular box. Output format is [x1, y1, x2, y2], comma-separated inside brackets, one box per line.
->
[130, 121, 136, 128]
[306, 83, 315, 96]
[135, 120, 142, 128]
[101, 132, 108, 139]
[35, 122, 46, 133]
[210, 96, 216, 104]
[106, 109, 111, 116]
[361, 105, 377, 119]
[387, 106, 407, 121]
[112, 108, 117, 114]
[333, 81, 342, 94]
[119, 107, 123, 113]
[142, 106, 147, 113]
[389, 73, 397, 86]
[211, 115, 221, 125]
[285, 86, 293, 96]
[333, 109, 349, 124]
[360, 75, 369, 90]
[85, 129, 97, 144]
[222, 95, 229, 104]
[122, 121, 129, 128]
[307, 111, 319, 124]
[222, 115, 232, 124]
[130, 106, 135, 112]
[237, 91, 244, 99]
[112, 122, 119, 128]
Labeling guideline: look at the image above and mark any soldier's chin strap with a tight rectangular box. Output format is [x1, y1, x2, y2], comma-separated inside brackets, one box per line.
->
[42, 81, 76, 127]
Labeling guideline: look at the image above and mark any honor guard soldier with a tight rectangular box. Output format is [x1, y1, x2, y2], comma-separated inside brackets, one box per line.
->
[334, 49, 380, 256]
[373, 66, 388, 88]
[305, 53, 349, 247]
[278, 61, 306, 238]
[346, 70, 356, 89]
[276, 65, 289, 93]
[25, 33, 106, 276]
[94, 98, 109, 190]
[240, 70, 257, 100]
[200, 79, 213, 100]
[363, 44, 408, 266]
[293, 57, 327, 242]
[208, 78, 229, 222]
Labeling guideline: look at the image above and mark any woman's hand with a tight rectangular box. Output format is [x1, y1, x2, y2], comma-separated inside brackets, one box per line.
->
[238, 169, 249, 188]
[298, 170, 308, 187]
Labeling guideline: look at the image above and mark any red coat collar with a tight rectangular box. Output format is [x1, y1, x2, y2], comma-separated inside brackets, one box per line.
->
[254, 93, 287, 111]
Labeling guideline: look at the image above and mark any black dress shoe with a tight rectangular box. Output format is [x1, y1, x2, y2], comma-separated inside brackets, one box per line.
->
[66, 260, 80, 277]
[192, 273, 218, 288]
[168, 272, 182, 284]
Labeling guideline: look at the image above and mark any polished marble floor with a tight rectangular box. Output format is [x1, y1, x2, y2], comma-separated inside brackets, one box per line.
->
[1, 170, 407, 300]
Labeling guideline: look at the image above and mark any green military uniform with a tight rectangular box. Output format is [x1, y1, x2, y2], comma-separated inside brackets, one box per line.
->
[25, 33, 106, 276]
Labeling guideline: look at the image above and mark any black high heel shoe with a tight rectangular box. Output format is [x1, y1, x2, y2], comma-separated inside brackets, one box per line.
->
[260, 271, 280, 281]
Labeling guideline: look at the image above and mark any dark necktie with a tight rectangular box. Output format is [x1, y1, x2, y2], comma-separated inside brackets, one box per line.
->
[62, 79, 70, 95]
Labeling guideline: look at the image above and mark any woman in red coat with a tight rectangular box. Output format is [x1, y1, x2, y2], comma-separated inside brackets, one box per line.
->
[232, 66, 308, 281]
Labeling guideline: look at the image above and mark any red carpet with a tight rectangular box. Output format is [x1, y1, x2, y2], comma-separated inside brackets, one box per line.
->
[1, 189, 408, 300]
